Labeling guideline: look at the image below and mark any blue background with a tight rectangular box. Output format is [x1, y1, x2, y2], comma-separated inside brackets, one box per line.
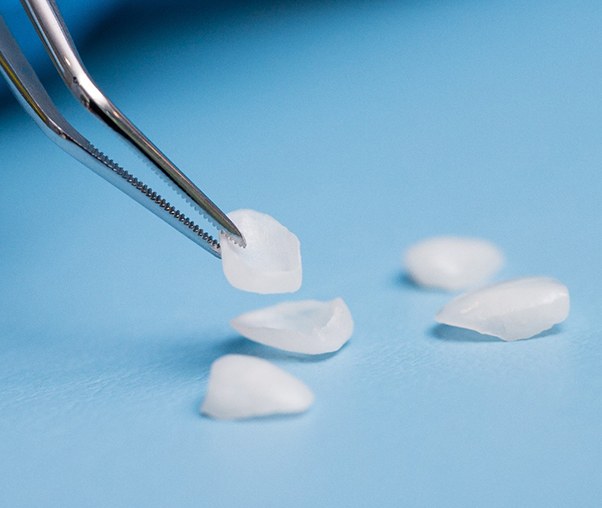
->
[1, 1, 601, 506]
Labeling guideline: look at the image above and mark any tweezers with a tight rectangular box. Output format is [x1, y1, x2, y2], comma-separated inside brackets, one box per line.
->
[0, 0, 245, 257]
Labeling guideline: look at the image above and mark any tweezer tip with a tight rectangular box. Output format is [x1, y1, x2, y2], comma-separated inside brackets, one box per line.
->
[222, 223, 246, 248]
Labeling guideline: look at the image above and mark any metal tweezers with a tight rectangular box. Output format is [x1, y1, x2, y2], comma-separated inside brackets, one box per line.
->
[0, 0, 245, 257]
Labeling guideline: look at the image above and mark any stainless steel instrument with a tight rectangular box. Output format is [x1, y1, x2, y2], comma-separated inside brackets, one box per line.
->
[0, 0, 245, 257]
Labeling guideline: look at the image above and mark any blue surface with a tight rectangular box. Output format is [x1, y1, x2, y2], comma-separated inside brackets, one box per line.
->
[1, 1, 601, 506]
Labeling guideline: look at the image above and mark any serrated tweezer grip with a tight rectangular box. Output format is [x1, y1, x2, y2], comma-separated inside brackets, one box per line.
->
[18, 0, 244, 250]
[0, 16, 229, 257]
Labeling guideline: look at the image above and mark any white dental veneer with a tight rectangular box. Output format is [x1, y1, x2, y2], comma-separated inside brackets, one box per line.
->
[436, 277, 570, 341]
[404, 236, 504, 291]
[220, 209, 302, 294]
[200, 355, 314, 420]
[231, 298, 354, 355]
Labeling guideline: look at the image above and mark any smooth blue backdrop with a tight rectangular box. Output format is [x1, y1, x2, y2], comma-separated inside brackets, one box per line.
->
[1, 0, 601, 506]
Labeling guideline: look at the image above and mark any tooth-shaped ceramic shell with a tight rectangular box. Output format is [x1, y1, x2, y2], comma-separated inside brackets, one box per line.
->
[220, 209, 302, 294]
[201, 355, 314, 420]
[436, 277, 570, 341]
[404, 236, 504, 291]
[231, 298, 354, 354]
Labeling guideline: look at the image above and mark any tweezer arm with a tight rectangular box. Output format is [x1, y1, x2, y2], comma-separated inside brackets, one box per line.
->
[21, 0, 244, 246]
[0, 16, 223, 257]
